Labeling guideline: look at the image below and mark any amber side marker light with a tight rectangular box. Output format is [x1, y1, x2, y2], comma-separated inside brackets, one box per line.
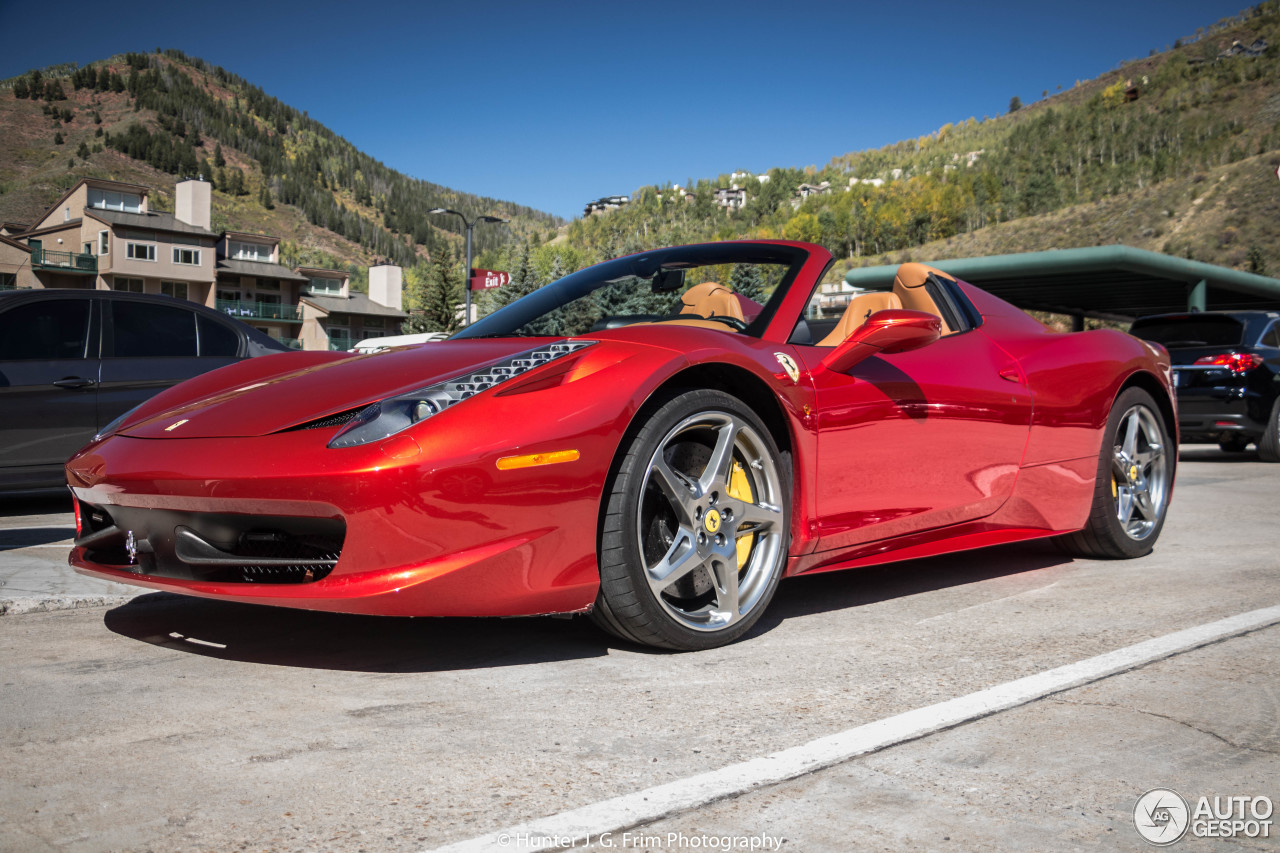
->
[495, 450, 581, 471]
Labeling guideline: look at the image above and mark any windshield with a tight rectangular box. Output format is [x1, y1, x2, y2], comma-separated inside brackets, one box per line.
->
[453, 243, 806, 340]
[1129, 315, 1244, 348]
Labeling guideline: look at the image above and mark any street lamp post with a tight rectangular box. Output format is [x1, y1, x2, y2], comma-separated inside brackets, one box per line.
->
[428, 208, 509, 327]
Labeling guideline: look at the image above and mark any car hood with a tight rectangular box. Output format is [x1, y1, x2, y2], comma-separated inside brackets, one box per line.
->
[120, 339, 585, 439]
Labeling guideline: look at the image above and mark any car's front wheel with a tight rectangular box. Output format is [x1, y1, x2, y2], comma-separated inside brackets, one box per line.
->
[592, 389, 791, 650]
[1058, 386, 1174, 559]
[1258, 398, 1280, 463]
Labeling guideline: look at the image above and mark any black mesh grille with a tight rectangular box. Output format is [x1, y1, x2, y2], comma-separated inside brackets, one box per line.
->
[284, 408, 364, 432]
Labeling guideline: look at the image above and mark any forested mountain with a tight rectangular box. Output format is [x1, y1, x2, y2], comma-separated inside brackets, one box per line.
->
[552, 3, 1278, 282]
[0, 50, 561, 270]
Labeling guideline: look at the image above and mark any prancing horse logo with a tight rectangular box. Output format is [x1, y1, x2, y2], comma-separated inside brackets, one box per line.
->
[774, 352, 800, 384]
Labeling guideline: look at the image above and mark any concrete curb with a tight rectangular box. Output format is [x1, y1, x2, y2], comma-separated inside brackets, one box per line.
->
[0, 594, 142, 616]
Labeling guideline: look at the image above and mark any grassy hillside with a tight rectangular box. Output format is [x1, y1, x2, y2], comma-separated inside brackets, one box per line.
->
[554, 2, 1280, 282]
[0, 51, 562, 276]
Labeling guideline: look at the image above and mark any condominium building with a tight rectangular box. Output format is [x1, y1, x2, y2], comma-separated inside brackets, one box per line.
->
[7, 177, 406, 350]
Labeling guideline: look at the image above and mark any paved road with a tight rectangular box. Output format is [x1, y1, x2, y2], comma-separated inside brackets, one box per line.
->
[0, 448, 1277, 852]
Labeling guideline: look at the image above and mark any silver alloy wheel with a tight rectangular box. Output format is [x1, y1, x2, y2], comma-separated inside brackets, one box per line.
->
[1111, 404, 1169, 540]
[637, 411, 785, 633]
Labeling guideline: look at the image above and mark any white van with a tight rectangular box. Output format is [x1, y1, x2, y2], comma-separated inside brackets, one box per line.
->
[350, 332, 448, 354]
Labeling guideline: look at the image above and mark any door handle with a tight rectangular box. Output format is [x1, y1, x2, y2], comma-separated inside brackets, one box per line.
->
[52, 377, 97, 389]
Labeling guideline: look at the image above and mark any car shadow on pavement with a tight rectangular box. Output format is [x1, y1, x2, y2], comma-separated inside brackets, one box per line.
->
[0, 526, 75, 549]
[103, 539, 1071, 672]
[750, 539, 1071, 635]
[1178, 446, 1265, 463]
[0, 493, 72, 517]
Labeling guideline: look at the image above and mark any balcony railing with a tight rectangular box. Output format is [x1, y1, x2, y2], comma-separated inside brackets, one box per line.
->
[32, 248, 97, 274]
[327, 334, 354, 352]
[216, 299, 302, 323]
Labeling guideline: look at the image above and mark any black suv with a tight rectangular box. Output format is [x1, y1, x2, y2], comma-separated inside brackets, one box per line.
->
[0, 289, 290, 493]
[1129, 311, 1280, 460]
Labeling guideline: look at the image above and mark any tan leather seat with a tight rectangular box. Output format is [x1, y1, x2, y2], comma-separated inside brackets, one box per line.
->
[679, 282, 745, 323]
[892, 262, 954, 335]
[817, 291, 903, 346]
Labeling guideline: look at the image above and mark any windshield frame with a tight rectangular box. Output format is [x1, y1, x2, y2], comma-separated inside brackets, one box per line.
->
[451, 242, 811, 341]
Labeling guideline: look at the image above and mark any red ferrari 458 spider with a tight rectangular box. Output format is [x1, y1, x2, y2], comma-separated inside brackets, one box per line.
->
[67, 241, 1176, 649]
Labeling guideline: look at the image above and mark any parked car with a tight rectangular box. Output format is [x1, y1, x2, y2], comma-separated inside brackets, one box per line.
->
[1129, 311, 1280, 460]
[68, 242, 1175, 649]
[0, 289, 289, 493]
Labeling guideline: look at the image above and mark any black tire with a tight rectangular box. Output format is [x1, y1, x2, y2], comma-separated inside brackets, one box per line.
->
[591, 389, 791, 650]
[1057, 387, 1174, 559]
[1258, 398, 1280, 463]
[1218, 434, 1251, 453]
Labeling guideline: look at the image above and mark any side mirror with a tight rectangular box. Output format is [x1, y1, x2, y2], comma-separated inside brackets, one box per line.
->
[820, 309, 941, 374]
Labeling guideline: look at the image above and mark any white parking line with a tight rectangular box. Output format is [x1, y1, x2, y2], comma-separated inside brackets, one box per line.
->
[429, 604, 1280, 853]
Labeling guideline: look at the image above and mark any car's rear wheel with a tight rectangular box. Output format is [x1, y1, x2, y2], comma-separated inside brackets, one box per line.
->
[1058, 387, 1173, 559]
[592, 389, 791, 650]
[1218, 434, 1251, 453]
[1258, 398, 1280, 463]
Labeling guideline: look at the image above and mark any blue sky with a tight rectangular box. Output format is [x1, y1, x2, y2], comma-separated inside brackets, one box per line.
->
[0, 0, 1253, 219]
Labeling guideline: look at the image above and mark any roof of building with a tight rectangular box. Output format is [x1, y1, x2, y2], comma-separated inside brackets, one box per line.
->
[216, 258, 309, 282]
[85, 208, 216, 238]
[295, 266, 350, 278]
[300, 291, 407, 319]
[845, 245, 1280, 318]
[0, 234, 33, 253]
[0, 222, 31, 235]
[221, 230, 281, 243]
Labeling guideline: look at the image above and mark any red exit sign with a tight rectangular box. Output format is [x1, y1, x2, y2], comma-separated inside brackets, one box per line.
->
[470, 269, 510, 290]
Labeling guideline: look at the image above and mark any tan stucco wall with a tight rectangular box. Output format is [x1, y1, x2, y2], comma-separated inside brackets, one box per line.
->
[0, 241, 38, 288]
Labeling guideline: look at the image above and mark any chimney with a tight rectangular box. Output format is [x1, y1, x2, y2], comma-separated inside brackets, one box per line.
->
[368, 263, 403, 312]
[175, 177, 211, 230]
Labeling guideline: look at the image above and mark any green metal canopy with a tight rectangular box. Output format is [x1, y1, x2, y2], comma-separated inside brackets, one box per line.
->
[843, 245, 1280, 320]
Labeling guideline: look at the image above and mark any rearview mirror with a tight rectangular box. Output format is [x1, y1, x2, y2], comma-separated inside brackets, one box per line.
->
[652, 268, 686, 292]
[820, 309, 941, 374]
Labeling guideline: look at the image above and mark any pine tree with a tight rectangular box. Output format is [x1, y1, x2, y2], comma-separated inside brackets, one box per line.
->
[729, 263, 767, 304]
[54, 131, 64, 145]
[77, 141, 90, 160]
[13, 79, 29, 99]
[214, 143, 225, 168]
[259, 184, 274, 210]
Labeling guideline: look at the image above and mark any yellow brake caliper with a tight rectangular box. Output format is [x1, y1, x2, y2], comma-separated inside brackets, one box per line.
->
[727, 459, 755, 570]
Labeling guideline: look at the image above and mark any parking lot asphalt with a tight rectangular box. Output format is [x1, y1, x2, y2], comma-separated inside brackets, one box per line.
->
[0, 446, 1277, 852]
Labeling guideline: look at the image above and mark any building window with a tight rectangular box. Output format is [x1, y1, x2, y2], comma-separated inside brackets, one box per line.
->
[126, 243, 156, 261]
[255, 280, 280, 291]
[98, 231, 109, 255]
[363, 316, 386, 329]
[217, 289, 241, 302]
[173, 247, 201, 266]
[161, 281, 188, 300]
[88, 188, 142, 213]
[361, 329, 385, 340]
[113, 277, 144, 293]
[83, 243, 92, 256]
[0, 273, 16, 290]
[229, 240, 273, 262]
[64, 207, 70, 222]
[307, 276, 343, 295]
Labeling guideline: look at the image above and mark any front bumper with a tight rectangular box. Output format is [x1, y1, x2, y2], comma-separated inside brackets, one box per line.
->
[67, 414, 610, 617]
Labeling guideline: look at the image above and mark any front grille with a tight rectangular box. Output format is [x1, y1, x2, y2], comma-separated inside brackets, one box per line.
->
[75, 504, 345, 584]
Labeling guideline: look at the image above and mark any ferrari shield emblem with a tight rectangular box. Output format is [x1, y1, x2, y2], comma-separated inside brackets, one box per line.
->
[774, 353, 800, 383]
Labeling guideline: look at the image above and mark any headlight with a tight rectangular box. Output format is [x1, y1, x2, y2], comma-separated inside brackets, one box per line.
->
[328, 340, 595, 449]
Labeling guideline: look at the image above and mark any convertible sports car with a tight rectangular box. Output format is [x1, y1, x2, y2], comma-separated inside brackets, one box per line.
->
[67, 241, 1177, 649]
